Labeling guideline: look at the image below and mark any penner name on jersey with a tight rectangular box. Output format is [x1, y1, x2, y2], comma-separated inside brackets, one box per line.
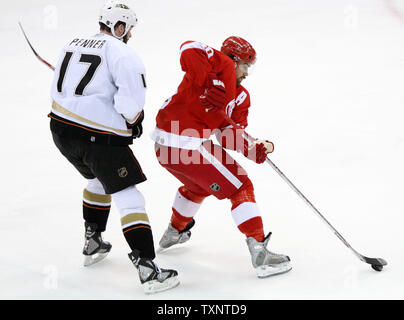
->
[69, 38, 107, 49]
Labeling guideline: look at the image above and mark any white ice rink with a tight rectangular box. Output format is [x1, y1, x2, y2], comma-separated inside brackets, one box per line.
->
[1, 0, 403, 299]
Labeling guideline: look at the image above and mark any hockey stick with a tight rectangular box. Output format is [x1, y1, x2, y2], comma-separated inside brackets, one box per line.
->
[18, 22, 55, 71]
[222, 112, 387, 271]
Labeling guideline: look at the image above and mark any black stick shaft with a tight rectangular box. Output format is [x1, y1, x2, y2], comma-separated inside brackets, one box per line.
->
[18, 22, 55, 71]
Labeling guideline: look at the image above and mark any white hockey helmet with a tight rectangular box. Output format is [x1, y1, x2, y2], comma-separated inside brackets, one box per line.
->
[99, 1, 138, 39]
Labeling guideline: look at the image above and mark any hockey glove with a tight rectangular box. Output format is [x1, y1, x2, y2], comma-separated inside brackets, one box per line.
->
[200, 74, 226, 113]
[126, 110, 144, 139]
[218, 127, 274, 164]
[242, 139, 274, 164]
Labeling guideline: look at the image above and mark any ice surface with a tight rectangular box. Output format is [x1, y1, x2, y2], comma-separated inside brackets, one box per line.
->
[1, 0, 403, 299]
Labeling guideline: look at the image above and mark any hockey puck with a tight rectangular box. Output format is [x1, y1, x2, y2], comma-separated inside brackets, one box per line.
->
[371, 264, 383, 272]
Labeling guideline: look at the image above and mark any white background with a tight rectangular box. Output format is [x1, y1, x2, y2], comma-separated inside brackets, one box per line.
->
[0, 0, 403, 299]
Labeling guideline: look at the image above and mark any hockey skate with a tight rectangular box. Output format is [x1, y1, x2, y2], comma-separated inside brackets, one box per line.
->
[83, 222, 112, 267]
[158, 219, 195, 251]
[128, 250, 180, 294]
[246, 232, 292, 278]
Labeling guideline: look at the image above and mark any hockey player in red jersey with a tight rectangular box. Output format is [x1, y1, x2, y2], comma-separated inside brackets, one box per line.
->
[151, 37, 291, 278]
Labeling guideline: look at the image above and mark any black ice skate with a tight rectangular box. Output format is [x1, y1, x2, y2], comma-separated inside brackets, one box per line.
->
[128, 250, 180, 294]
[158, 219, 195, 251]
[83, 222, 112, 266]
[246, 232, 292, 278]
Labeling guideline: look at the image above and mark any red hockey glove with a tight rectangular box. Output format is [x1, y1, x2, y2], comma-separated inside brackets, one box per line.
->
[242, 139, 274, 164]
[200, 74, 226, 112]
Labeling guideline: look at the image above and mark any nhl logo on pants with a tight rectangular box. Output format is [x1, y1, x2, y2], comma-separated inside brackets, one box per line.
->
[210, 183, 221, 191]
[118, 167, 128, 178]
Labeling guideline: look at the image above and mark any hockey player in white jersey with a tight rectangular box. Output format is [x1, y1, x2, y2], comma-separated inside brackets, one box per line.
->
[49, 1, 179, 294]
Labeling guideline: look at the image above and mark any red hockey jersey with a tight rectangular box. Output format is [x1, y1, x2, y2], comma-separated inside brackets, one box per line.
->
[151, 40, 250, 150]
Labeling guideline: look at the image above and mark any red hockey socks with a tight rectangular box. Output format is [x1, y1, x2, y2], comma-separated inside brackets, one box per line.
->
[237, 217, 265, 242]
[229, 179, 265, 242]
[171, 186, 208, 231]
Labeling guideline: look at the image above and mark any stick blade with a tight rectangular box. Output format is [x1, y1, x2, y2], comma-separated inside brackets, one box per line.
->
[363, 256, 387, 268]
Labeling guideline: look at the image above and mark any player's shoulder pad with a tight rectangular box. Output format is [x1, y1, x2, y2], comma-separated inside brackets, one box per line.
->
[180, 40, 199, 51]
[179, 40, 214, 58]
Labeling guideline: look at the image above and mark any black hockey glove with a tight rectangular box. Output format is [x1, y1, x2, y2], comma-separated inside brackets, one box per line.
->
[126, 110, 144, 139]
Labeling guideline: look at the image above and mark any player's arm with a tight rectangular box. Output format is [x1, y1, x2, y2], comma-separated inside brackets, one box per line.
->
[216, 90, 273, 163]
[180, 42, 227, 112]
[179, 41, 212, 87]
[125, 110, 144, 139]
[217, 115, 274, 164]
[216, 88, 250, 151]
[111, 51, 146, 137]
[216, 107, 248, 152]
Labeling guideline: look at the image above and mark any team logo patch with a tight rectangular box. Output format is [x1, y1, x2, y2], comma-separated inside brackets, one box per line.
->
[118, 167, 128, 178]
[115, 4, 129, 9]
[210, 183, 221, 192]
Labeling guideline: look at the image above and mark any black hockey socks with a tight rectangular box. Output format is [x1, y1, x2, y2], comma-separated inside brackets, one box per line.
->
[82, 189, 111, 232]
[122, 214, 156, 260]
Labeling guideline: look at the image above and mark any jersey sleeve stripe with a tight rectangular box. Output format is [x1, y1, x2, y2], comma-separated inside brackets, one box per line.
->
[124, 110, 143, 124]
[236, 91, 248, 105]
[179, 41, 207, 56]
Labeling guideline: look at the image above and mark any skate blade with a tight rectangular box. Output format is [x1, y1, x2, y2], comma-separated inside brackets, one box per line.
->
[83, 252, 109, 267]
[157, 238, 189, 253]
[156, 243, 177, 252]
[256, 262, 292, 278]
[143, 276, 180, 294]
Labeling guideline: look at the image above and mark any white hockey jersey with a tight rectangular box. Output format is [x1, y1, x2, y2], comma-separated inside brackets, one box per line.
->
[50, 33, 146, 138]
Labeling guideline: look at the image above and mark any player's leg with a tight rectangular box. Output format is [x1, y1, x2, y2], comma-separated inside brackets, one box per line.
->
[171, 185, 207, 231]
[111, 184, 153, 258]
[198, 142, 291, 277]
[155, 144, 213, 249]
[82, 177, 112, 266]
[89, 144, 179, 293]
[228, 177, 264, 241]
[228, 177, 291, 277]
[159, 181, 210, 250]
[51, 133, 112, 266]
[83, 178, 111, 232]
[157, 140, 291, 277]
[110, 184, 178, 293]
[155, 141, 247, 249]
